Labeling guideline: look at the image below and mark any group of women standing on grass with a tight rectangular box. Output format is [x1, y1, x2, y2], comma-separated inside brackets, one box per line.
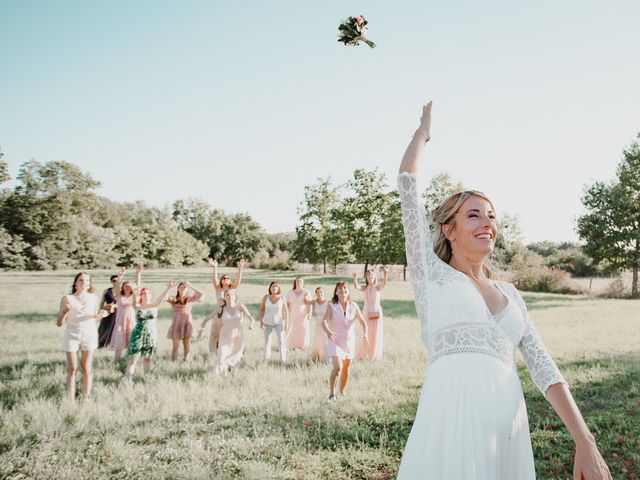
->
[55, 260, 390, 402]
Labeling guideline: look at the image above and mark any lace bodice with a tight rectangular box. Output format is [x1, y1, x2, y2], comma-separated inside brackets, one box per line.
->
[398, 172, 566, 396]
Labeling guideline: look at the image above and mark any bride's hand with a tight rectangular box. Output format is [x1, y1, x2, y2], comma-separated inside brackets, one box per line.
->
[573, 440, 611, 480]
[417, 101, 432, 142]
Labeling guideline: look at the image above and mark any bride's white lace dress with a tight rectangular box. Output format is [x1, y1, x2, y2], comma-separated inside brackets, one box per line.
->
[397, 172, 566, 479]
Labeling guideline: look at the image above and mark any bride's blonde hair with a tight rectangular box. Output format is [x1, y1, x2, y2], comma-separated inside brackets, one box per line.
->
[431, 190, 496, 278]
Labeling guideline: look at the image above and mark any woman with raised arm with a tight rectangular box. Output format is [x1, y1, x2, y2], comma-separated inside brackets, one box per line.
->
[285, 277, 312, 351]
[167, 281, 203, 361]
[57, 272, 108, 402]
[322, 282, 368, 400]
[396, 101, 610, 479]
[208, 258, 244, 350]
[109, 266, 140, 362]
[209, 258, 244, 305]
[303, 287, 329, 361]
[258, 281, 289, 362]
[123, 274, 174, 384]
[353, 266, 388, 361]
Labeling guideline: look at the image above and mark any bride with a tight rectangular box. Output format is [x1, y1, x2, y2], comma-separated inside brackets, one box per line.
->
[396, 101, 611, 479]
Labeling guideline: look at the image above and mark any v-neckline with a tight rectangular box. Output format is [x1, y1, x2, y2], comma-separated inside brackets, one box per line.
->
[267, 295, 280, 305]
[456, 270, 509, 317]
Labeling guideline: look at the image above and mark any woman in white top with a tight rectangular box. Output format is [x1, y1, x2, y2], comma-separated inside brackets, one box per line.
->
[353, 266, 388, 361]
[303, 287, 329, 361]
[396, 100, 610, 479]
[259, 281, 289, 362]
[56, 272, 108, 402]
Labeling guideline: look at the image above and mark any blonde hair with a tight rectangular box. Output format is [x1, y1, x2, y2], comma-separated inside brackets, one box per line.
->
[431, 190, 496, 278]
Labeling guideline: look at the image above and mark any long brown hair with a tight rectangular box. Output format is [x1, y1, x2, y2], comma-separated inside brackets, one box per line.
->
[173, 282, 188, 305]
[432, 190, 495, 278]
[364, 269, 377, 286]
[71, 272, 94, 294]
[120, 281, 134, 297]
[331, 281, 349, 304]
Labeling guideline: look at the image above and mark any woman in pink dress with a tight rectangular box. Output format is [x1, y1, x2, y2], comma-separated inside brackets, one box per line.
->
[353, 266, 388, 361]
[109, 266, 139, 362]
[167, 281, 204, 361]
[211, 289, 254, 376]
[322, 282, 368, 400]
[286, 277, 312, 351]
[303, 287, 329, 361]
[208, 258, 244, 351]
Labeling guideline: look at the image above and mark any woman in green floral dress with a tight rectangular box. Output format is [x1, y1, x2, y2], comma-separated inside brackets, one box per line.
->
[123, 278, 174, 384]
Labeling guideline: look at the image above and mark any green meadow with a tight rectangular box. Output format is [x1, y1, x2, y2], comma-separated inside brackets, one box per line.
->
[0, 268, 638, 479]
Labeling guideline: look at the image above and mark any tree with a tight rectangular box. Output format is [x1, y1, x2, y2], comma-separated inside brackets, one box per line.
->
[219, 213, 265, 264]
[0, 147, 9, 184]
[344, 168, 389, 274]
[377, 190, 408, 279]
[423, 172, 465, 217]
[294, 178, 338, 273]
[0, 227, 28, 270]
[172, 198, 226, 258]
[577, 133, 640, 296]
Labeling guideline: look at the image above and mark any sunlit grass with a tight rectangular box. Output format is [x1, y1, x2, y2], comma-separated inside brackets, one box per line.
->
[0, 269, 638, 479]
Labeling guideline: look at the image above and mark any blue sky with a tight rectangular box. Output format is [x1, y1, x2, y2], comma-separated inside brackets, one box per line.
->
[1, 1, 639, 242]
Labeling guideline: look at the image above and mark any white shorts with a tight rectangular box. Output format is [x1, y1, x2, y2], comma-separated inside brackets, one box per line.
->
[62, 321, 98, 352]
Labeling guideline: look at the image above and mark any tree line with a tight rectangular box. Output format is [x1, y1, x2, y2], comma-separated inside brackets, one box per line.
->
[1, 132, 638, 296]
[0, 155, 282, 270]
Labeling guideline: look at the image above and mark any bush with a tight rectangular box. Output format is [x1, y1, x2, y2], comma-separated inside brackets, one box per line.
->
[250, 249, 294, 271]
[599, 277, 629, 298]
[513, 265, 585, 294]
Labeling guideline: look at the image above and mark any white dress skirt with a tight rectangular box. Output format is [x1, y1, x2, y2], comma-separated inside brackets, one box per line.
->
[397, 172, 567, 479]
[398, 353, 534, 478]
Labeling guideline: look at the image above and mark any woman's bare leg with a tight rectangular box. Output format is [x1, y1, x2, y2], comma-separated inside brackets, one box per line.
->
[142, 357, 151, 375]
[329, 357, 341, 398]
[171, 339, 180, 361]
[65, 351, 78, 402]
[339, 359, 351, 394]
[80, 350, 94, 399]
[183, 337, 191, 361]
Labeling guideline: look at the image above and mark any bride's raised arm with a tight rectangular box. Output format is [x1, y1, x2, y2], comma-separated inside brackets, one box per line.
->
[397, 101, 440, 339]
[399, 101, 432, 174]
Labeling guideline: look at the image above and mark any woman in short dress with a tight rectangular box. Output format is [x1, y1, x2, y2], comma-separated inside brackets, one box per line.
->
[123, 277, 173, 383]
[57, 272, 107, 402]
[353, 266, 388, 361]
[304, 287, 329, 361]
[322, 282, 368, 400]
[167, 281, 203, 361]
[285, 277, 311, 351]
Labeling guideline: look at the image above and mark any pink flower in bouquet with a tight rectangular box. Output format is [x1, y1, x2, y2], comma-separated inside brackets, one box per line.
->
[355, 15, 365, 25]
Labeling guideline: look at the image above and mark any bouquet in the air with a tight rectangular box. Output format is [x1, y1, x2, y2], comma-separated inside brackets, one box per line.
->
[338, 15, 376, 48]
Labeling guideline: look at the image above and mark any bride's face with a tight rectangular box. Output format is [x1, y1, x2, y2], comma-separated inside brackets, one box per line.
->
[445, 196, 497, 261]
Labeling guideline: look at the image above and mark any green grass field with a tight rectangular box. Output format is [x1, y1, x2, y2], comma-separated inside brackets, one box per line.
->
[0, 268, 638, 479]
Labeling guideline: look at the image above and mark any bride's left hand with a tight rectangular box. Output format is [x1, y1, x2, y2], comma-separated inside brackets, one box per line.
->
[573, 440, 611, 480]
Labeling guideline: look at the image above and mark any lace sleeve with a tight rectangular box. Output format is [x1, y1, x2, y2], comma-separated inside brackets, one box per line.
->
[511, 286, 567, 397]
[398, 173, 451, 339]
